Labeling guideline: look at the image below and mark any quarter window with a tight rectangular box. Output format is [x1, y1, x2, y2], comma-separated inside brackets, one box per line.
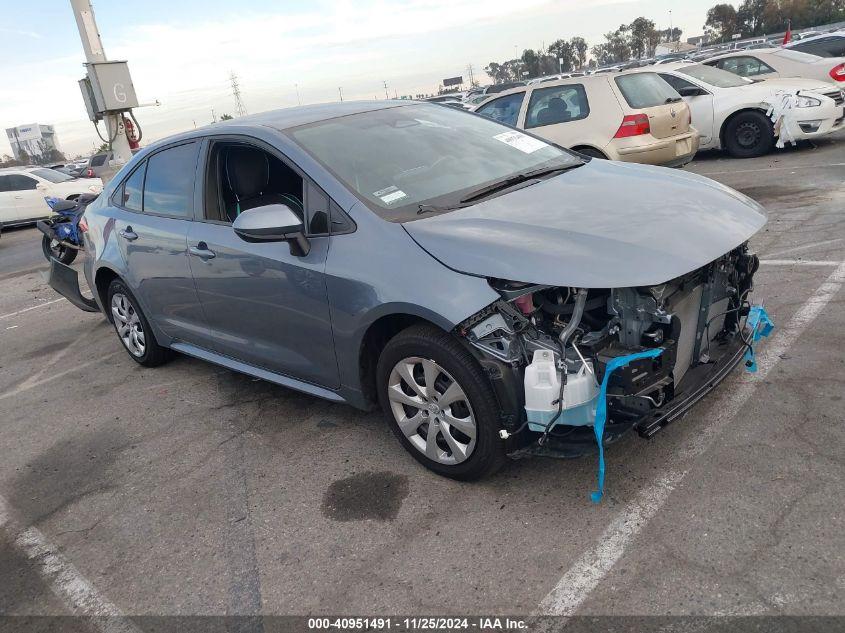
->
[142, 143, 199, 218]
[476, 92, 526, 127]
[525, 84, 590, 128]
[120, 163, 145, 211]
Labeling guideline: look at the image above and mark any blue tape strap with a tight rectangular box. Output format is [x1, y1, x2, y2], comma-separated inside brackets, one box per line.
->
[743, 305, 774, 373]
[591, 347, 664, 504]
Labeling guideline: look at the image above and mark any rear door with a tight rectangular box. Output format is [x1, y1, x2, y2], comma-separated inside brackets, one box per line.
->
[110, 141, 207, 340]
[521, 82, 600, 148]
[0, 175, 22, 224]
[7, 174, 45, 222]
[613, 73, 692, 139]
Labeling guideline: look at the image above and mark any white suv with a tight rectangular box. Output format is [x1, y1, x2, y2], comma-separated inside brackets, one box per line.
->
[0, 167, 103, 226]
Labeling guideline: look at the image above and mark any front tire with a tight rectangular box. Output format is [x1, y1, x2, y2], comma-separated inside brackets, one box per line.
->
[376, 324, 507, 480]
[41, 234, 78, 265]
[107, 279, 172, 367]
[723, 111, 775, 158]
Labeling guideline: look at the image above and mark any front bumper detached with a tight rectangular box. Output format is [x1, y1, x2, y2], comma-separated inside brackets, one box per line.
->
[47, 258, 99, 312]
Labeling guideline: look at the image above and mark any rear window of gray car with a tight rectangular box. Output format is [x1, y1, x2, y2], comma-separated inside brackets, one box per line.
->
[614, 73, 680, 108]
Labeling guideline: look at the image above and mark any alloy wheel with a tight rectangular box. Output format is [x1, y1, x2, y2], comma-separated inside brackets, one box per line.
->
[111, 293, 146, 357]
[387, 357, 477, 465]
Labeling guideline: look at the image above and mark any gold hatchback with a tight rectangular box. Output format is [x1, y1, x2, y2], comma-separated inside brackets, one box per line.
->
[474, 71, 700, 167]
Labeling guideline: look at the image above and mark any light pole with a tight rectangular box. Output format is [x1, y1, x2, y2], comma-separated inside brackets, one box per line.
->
[669, 9, 674, 50]
[338, 87, 343, 102]
[294, 83, 301, 106]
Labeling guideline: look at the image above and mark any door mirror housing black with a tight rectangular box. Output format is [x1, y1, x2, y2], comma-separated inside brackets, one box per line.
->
[232, 204, 310, 256]
[678, 86, 707, 97]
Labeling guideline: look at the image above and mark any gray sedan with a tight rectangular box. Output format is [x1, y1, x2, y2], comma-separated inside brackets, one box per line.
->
[49, 101, 766, 480]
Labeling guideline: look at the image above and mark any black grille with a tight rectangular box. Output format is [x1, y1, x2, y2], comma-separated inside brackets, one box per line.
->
[823, 89, 844, 106]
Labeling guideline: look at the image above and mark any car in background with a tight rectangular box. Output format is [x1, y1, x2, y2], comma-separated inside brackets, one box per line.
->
[482, 81, 527, 95]
[473, 72, 699, 167]
[785, 31, 845, 58]
[704, 48, 845, 84]
[0, 167, 103, 226]
[652, 63, 844, 157]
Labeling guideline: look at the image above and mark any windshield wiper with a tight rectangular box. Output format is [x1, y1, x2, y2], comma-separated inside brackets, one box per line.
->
[458, 163, 583, 205]
[417, 203, 460, 215]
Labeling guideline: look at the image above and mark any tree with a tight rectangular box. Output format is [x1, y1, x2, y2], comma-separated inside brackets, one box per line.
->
[548, 39, 575, 72]
[737, 0, 770, 35]
[219, 113, 234, 121]
[629, 17, 657, 59]
[592, 28, 631, 65]
[570, 36, 588, 69]
[521, 49, 540, 78]
[705, 3, 739, 42]
[95, 142, 109, 154]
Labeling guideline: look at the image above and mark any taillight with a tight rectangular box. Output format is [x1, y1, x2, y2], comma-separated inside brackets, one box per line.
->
[85, 168, 94, 178]
[614, 113, 651, 138]
[79, 215, 89, 233]
[830, 63, 845, 81]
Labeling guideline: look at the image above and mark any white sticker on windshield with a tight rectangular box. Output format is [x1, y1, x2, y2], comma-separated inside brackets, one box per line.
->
[493, 131, 549, 154]
[373, 185, 408, 205]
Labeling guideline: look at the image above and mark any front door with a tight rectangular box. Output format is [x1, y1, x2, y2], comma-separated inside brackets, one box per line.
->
[186, 139, 339, 389]
[5, 174, 44, 222]
[110, 141, 207, 341]
[0, 175, 22, 224]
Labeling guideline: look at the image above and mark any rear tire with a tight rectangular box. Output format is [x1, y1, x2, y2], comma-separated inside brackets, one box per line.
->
[41, 234, 77, 265]
[723, 111, 775, 158]
[107, 279, 172, 367]
[376, 324, 507, 480]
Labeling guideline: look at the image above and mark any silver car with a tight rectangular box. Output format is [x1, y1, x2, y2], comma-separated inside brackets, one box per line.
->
[50, 101, 767, 481]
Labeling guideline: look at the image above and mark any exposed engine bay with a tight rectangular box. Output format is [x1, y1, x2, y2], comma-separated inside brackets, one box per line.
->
[456, 243, 761, 456]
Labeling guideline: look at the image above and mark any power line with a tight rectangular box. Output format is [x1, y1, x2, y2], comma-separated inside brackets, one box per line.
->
[230, 71, 247, 117]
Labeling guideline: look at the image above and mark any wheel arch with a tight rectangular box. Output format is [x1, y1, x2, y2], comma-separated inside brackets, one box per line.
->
[570, 144, 608, 159]
[93, 265, 122, 321]
[718, 106, 771, 148]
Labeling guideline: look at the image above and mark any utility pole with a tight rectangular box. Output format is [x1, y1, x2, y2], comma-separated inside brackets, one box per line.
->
[211, 107, 216, 123]
[466, 63, 475, 86]
[294, 83, 301, 106]
[69, 0, 133, 171]
[230, 71, 247, 116]
[383, 80, 389, 100]
[338, 87, 343, 101]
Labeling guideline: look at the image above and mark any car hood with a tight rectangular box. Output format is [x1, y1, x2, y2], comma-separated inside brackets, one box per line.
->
[403, 160, 767, 288]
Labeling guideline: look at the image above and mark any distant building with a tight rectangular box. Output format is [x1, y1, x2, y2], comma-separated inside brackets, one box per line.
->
[687, 35, 710, 47]
[5, 124, 61, 162]
[655, 41, 697, 56]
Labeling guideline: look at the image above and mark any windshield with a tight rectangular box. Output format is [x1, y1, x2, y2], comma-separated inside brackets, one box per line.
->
[677, 64, 754, 87]
[289, 103, 581, 220]
[30, 168, 73, 183]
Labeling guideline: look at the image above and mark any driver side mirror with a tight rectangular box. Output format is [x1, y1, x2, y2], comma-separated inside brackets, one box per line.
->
[232, 204, 310, 256]
[678, 86, 707, 97]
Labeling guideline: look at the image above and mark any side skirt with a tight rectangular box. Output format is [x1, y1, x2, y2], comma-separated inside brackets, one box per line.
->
[169, 341, 347, 404]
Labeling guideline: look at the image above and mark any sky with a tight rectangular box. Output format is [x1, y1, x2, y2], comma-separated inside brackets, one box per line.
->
[0, 0, 721, 158]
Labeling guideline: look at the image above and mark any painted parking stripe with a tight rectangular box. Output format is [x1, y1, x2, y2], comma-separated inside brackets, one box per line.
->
[0, 297, 66, 320]
[696, 162, 845, 176]
[0, 496, 142, 633]
[760, 259, 842, 267]
[537, 260, 845, 616]
[762, 238, 844, 259]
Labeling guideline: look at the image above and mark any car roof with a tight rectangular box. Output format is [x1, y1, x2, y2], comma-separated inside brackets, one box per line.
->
[476, 74, 612, 100]
[704, 47, 818, 63]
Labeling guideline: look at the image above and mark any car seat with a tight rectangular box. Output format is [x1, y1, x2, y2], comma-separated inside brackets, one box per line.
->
[224, 146, 304, 221]
[536, 97, 570, 126]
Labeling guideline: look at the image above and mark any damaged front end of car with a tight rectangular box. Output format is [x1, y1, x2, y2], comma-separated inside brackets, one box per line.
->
[456, 243, 761, 458]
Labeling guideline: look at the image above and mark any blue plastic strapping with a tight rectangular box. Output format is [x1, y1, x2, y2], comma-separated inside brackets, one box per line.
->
[591, 348, 664, 504]
[743, 305, 774, 373]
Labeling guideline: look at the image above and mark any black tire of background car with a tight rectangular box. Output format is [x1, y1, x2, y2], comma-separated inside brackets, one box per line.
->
[573, 147, 607, 159]
[376, 324, 507, 481]
[723, 110, 775, 158]
[107, 278, 173, 367]
[41, 235, 78, 265]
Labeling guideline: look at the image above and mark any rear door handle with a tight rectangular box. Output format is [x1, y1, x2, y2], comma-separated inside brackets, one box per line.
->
[119, 227, 138, 241]
[14, 195, 23, 199]
[189, 242, 216, 260]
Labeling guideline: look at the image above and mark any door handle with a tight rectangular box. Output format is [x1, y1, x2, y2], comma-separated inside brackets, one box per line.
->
[189, 242, 216, 260]
[119, 227, 138, 241]
[14, 195, 23, 199]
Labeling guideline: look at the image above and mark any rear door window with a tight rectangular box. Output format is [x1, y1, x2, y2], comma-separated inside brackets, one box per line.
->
[525, 84, 590, 128]
[476, 92, 526, 127]
[791, 37, 845, 58]
[715, 56, 775, 77]
[90, 153, 107, 167]
[614, 73, 679, 108]
[8, 175, 38, 191]
[142, 142, 199, 218]
[117, 163, 145, 211]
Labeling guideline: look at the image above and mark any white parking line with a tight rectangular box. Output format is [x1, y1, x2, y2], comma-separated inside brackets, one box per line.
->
[760, 259, 842, 267]
[762, 238, 844, 259]
[0, 297, 66, 320]
[0, 496, 141, 633]
[696, 162, 845, 176]
[537, 260, 845, 616]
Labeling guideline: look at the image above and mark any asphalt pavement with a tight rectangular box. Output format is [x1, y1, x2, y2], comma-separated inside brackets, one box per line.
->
[0, 133, 843, 630]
